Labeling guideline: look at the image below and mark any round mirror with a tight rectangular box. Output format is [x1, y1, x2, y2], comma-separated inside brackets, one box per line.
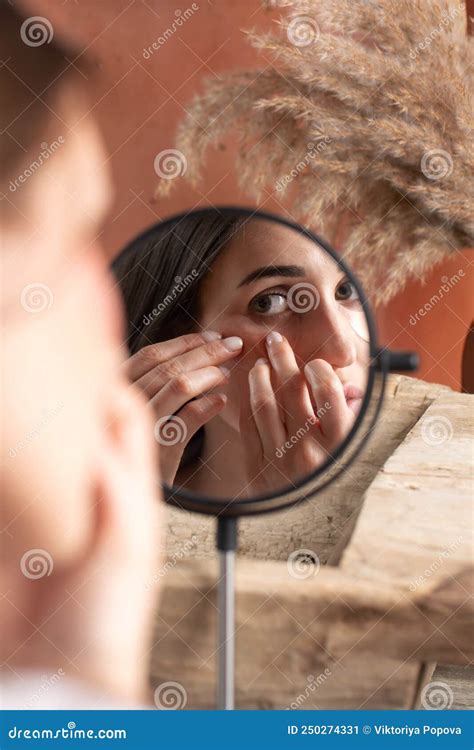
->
[112, 207, 380, 516]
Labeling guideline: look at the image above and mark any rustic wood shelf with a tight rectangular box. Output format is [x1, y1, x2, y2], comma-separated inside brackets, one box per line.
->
[150, 375, 474, 709]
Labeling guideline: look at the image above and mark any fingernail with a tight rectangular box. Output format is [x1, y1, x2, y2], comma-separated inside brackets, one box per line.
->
[219, 365, 231, 377]
[255, 358, 268, 366]
[202, 330, 222, 341]
[222, 336, 243, 351]
[266, 331, 283, 346]
[304, 363, 317, 388]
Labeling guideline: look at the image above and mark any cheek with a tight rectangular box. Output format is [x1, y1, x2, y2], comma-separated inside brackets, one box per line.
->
[356, 337, 371, 362]
[219, 315, 269, 374]
[354, 340, 371, 386]
[219, 314, 308, 375]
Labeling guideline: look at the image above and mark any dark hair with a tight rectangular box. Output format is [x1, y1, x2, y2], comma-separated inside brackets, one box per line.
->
[112, 208, 249, 354]
[112, 208, 250, 472]
[0, 3, 89, 183]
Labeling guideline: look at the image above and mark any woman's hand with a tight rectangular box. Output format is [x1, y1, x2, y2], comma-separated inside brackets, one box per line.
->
[240, 332, 360, 495]
[126, 331, 243, 485]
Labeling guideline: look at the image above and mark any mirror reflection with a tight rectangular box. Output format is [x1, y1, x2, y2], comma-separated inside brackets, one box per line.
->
[112, 209, 370, 500]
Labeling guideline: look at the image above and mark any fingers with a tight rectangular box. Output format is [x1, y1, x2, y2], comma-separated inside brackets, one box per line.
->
[127, 332, 217, 381]
[248, 358, 286, 457]
[178, 393, 228, 439]
[150, 365, 230, 419]
[133, 336, 243, 397]
[128, 332, 242, 385]
[168, 335, 243, 377]
[239, 378, 266, 493]
[157, 394, 227, 486]
[265, 331, 314, 435]
[304, 359, 353, 444]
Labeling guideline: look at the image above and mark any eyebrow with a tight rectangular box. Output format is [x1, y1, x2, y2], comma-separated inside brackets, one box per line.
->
[237, 264, 306, 288]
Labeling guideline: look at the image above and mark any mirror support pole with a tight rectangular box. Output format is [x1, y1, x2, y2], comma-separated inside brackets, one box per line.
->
[375, 348, 419, 372]
[216, 516, 238, 710]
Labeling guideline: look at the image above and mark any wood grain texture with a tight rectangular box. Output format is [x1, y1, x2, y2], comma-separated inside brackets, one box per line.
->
[432, 665, 474, 709]
[165, 375, 451, 565]
[150, 375, 473, 709]
[150, 559, 422, 710]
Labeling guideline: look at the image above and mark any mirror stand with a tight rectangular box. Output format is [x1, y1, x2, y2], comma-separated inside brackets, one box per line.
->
[216, 516, 238, 710]
[112, 206, 420, 710]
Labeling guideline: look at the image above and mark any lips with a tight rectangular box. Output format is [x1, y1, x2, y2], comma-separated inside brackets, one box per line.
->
[343, 383, 364, 414]
[308, 381, 364, 417]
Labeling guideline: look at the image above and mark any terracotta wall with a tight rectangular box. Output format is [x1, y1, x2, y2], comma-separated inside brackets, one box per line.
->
[21, 0, 473, 390]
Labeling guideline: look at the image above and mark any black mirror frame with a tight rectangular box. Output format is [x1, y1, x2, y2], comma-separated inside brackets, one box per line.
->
[117, 205, 382, 517]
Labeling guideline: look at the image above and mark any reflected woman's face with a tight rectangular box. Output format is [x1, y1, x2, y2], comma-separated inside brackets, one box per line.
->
[196, 220, 369, 431]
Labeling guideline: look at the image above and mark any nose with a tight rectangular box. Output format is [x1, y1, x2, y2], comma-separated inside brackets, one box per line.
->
[305, 301, 357, 368]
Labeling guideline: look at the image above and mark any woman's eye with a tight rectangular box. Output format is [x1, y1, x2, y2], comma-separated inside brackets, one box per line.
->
[335, 279, 359, 302]
[249, 292, 288, 316]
